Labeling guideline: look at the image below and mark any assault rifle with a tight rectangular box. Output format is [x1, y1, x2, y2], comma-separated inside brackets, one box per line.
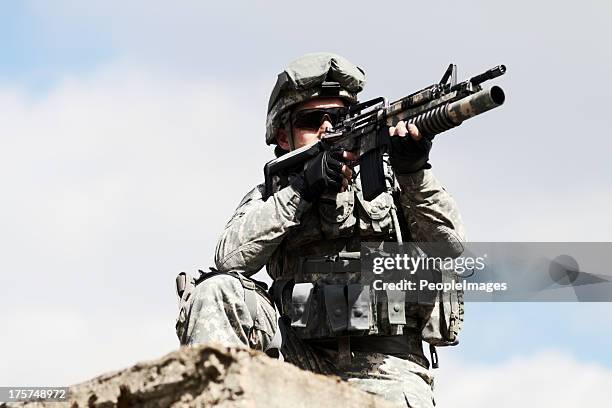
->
[263, 63, 506, 201]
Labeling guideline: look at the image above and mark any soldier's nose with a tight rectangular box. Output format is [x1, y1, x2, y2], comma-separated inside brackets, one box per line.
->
[317, 121, 332, 139]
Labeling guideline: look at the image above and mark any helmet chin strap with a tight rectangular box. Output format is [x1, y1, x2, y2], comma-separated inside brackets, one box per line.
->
[287, 125, 296, 151]
[281, 111, 296, 151]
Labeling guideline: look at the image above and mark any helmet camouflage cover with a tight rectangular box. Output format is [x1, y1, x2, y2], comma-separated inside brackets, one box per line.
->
[265, 52, 366, 145]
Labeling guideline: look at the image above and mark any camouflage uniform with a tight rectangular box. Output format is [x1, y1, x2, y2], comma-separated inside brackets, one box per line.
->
[177, 274, 436, 408]
[176, 53, 465, 407]
[176, 273, 278, 350]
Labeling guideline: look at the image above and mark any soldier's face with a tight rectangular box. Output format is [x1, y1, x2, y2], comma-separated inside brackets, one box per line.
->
[276, 98, 346, 150]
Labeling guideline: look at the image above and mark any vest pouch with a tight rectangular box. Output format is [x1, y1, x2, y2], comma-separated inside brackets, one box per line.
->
[421, 268, 464, 346]
[386, 289, 407, 325]
[290, 283, 364, 339]
[323, 284, 348, 332]
[175, 271, 196, 340]
[356, 190, 393, 234]
[347, 284, 371, 331]
[318, 191, 356, 238]
[290, 282, 315, 328]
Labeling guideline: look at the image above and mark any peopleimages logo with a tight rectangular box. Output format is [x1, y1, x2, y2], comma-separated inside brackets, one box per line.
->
[372, 254, 487, 275]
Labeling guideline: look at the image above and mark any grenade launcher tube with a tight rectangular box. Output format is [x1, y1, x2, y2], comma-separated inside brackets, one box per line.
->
[446, 86, 506, 124]
[405, 86, 506, 137]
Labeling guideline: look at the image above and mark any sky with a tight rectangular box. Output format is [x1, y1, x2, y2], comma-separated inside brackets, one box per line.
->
[1, 1, 611, 406]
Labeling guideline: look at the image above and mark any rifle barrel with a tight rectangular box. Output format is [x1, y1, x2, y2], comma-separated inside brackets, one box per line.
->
[469, 65, 506, 85]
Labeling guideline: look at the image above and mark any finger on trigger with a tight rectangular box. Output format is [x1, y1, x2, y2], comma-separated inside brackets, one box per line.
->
[342, 165, 352, 179]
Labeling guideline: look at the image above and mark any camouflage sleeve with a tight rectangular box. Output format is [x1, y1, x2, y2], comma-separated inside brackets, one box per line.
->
[214, 184, 312, 276]
[396, 169, 466, 257]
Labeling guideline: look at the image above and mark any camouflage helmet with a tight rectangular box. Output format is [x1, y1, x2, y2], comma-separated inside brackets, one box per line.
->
[265, 52, 366, 145]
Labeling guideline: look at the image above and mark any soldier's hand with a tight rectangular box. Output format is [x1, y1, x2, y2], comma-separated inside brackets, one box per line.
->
[299, 147, 355, 201]
[388, 121, 433, 175]
[389, 121, 421, 140]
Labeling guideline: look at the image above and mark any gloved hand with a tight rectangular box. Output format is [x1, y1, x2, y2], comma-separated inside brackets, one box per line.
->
[389, 121, 433, 175]
[292, 147, 353, 201]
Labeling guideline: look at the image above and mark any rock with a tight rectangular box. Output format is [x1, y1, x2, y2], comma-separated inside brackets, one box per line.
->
[2, 344, 395, 407]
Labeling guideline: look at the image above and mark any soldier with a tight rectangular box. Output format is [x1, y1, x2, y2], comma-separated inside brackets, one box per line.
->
[176, 53, 465, 407]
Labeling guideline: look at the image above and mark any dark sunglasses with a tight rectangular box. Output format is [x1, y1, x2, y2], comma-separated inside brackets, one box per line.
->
[291, 107, 346, 130]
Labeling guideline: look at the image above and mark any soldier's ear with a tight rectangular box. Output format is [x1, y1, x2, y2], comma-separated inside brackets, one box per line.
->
[276, 128, 290, 151]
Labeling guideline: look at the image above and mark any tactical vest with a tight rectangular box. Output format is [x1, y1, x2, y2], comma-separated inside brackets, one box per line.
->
[268, 163, 464, 357]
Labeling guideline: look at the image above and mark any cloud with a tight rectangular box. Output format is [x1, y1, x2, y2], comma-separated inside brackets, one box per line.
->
[22, 1, 612, 86]
[0, 306, 176, 386]
[13, 1, 612, 237]
[0, 63, 273, 385]
[2, 0, 612, 385]
[448, 303, 612, 369]
[435, 350, 612, 407]
[0, 62, 270, 275]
